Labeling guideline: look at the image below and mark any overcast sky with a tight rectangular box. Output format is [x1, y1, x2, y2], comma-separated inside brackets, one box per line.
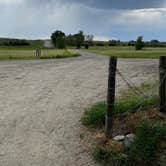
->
[0, 0, 166, 41]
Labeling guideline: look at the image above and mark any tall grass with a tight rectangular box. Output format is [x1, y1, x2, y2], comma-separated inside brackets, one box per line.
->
[0, 49, 80, 60]
[81, 94, 158, 127]
[129, 121, 166, 165]
[81, 82, 158, 127]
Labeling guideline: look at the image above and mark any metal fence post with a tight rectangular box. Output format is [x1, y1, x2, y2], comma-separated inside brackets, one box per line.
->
[106, 57, 117, 138]
[159, 56, 166, 113]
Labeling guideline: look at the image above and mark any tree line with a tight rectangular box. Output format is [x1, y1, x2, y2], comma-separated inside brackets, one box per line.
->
[108, 37, 166, 49]
[51, 30, 166, 50]
[0, 39, 30, 46]
[51, 30, 93, 49]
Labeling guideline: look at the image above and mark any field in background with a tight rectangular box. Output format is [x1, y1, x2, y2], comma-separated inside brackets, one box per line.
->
[88, 46, 166, 58]
[0, 38, 44, 50]
[0, 49, 79, 60]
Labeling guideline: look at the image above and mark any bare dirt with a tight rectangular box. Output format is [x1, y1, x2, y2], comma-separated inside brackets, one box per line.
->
[0, 50, 158, 166]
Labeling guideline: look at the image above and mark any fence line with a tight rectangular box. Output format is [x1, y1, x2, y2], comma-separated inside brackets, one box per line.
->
[106, 56, 166, 137]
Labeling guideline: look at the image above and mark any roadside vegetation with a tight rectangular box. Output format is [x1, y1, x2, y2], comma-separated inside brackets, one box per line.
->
[81, 83, 166, 166]
[0, 49, 80, 60]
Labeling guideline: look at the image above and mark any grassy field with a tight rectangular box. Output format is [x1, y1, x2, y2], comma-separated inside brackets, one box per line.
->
[88, 46, 166, 58]
[0, 49, 80, 60]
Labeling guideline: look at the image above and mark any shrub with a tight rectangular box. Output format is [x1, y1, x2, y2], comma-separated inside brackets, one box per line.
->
[81, 95, 158, 127]
[135, 36, 144, 50]
[115, 95, 158, 114]
[129, 121, 166, 165]
[93, 145, 128, 166]
[81, 102, 106, 127]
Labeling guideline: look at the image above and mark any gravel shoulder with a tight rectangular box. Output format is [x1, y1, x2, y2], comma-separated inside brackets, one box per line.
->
[0, 50, 158, 166]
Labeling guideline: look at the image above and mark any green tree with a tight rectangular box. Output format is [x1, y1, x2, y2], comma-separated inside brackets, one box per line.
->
[128, 40, 136, 46]
[74, 31, 85, 49]
[85, 35, 94, 46]
[51, 30, 66, 49]
[66, 34, 75, 46]
[135, 36, 144, 50]
[150, 40, 160, 47]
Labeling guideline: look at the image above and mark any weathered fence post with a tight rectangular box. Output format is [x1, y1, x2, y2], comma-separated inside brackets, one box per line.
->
[159, 56, 166, 113]
[106, 57, 117, 138]
[36, 49, 41, 59]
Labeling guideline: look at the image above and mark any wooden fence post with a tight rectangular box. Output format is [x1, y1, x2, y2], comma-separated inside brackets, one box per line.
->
[159, 56, 166, 113]
[106, 57, 117, 138]
[36, 49, 41, 59]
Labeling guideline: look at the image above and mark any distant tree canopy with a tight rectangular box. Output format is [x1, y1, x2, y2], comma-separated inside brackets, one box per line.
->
[50, 31, 166, 49]
[135, 36, 144, 50]
[51, 30, 86, 49]
[0, 39, 30, 46]
[128, 40, 136, 46]
[51, 30, 66, 49]
[85, 35, 94, 46]
[74, 31, 85, 49]
[146, 40, 160, 47]
[109, 40, 121, 46]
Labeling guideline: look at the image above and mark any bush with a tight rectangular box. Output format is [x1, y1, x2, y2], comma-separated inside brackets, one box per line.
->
[135, 36, 144, 50]
[56, 37, 66, 49]
[81, 95, 158, 127]
[93, 145, 128, 166]
[81, 102, 106, 127]
[129, 121, 166, 165]
[95, 42, 105, 46]
[115, 95, 158, 114]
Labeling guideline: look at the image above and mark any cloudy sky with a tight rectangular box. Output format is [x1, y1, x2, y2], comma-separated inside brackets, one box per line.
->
[0, 0, 166, 41]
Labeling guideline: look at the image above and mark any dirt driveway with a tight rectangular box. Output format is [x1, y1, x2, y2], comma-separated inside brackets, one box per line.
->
[0, 51, 158, 166]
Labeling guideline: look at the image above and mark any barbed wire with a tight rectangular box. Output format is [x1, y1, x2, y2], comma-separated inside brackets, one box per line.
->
[111, 65, 166, 114]
[116, 68, 148, 97]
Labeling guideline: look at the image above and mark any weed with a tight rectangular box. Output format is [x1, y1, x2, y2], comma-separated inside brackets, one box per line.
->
[81, 95, 158, 127]
[129, 121, 166, 165]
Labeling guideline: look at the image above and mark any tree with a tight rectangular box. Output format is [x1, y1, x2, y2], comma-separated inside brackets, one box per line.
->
[51, 30, 66, 49]
[74, 31, 85, 49]
[85, 35, 94, 46]
[109, 40, 120, 46]
[150, 40, 160, 47]
[135, 36, 144, 50]
[128, 40, 136, 46]
[66, 34, 75, 46]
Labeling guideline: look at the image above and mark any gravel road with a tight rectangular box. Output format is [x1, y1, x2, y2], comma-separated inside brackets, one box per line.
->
[0, 50, 158, 166]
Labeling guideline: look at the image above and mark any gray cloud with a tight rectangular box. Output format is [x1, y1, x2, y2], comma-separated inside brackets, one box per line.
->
[0, 0, 166, 40]
[26, 0, 166, 9]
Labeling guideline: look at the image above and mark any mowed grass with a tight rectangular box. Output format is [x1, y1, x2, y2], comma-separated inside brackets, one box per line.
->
[0, 49, 80, 60]
[88, 46, 166, 58]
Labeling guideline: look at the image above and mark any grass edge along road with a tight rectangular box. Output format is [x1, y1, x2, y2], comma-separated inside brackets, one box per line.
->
[0, 49, 80, 60]
[87, 46, 166, 58]
[80, 83, 166, 166]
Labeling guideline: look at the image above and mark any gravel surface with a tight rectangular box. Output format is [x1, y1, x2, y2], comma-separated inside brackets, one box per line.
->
[0, 50, 158, 166]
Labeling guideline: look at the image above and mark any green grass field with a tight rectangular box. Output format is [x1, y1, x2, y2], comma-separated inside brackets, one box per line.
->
[88, 46, 166, 58]
[0, 49, 80, 60]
